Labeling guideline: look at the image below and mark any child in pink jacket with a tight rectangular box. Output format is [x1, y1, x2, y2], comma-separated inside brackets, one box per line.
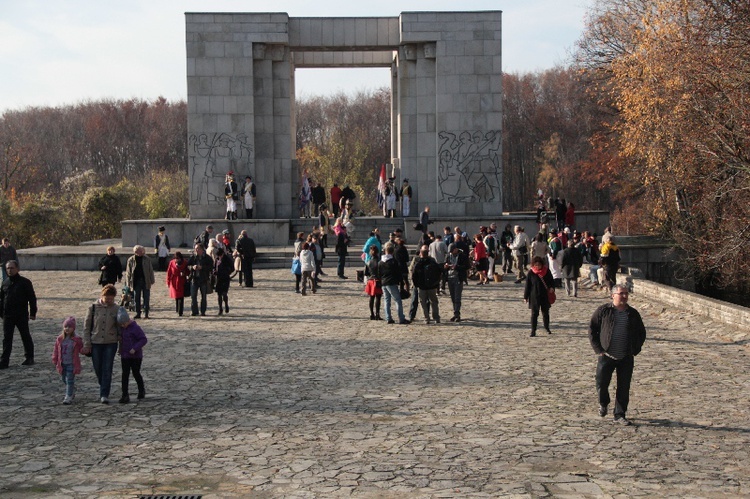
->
[51, 317, 84, 405]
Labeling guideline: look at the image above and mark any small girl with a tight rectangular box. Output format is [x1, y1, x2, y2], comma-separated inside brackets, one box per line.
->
[117, 307, 148, 403]
[51, 317, 84, 405]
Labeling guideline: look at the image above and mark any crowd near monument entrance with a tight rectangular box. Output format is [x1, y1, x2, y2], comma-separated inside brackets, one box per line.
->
[186, 11, 502, 220]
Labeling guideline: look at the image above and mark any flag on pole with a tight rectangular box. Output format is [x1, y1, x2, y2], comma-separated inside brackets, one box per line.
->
[376, 164, 387, 209]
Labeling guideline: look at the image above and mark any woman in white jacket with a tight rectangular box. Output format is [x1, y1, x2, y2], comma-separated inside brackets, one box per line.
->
[299, 243, 317, 295]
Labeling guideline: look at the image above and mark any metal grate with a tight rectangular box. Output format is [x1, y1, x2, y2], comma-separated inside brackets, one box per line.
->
[139, 496, 202, 499]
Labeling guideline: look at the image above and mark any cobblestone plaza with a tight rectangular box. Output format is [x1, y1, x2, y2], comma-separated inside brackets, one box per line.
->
[1, 269, 748, 497]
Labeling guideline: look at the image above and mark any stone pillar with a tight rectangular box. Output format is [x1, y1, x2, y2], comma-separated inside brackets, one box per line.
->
[398, 11, 503, 217]
[186, 13, 292, 219]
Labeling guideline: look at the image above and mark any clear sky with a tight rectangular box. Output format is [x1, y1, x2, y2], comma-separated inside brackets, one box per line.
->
[0, 0, 592, 113]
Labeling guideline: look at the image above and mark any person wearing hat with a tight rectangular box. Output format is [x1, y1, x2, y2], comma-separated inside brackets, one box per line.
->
[154, 226, 171, 272]
[242, 176, 256, 219]
[401, 179, 412, 217]
[224, 171, 239, 220]
[117, 307, 147, 403]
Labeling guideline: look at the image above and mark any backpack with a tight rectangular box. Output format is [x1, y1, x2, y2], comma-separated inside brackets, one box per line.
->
[484, 235, 496, 258]
[422, 259, 443, 289]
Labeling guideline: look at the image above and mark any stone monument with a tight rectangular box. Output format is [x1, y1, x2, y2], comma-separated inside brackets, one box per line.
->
[186, 11, 502, 218]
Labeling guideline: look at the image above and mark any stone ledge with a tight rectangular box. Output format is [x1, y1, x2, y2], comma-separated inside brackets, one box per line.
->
[619, 271, 750, 331]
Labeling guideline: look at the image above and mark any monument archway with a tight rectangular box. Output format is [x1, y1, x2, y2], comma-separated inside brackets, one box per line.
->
[186, 11, 502, 219]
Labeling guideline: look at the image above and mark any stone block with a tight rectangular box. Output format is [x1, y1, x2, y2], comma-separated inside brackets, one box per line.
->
[195, 58, 215, 77]
[210, 96, 224, 114]
[215, 58, 234, 77]
[197, 96, 211, 114]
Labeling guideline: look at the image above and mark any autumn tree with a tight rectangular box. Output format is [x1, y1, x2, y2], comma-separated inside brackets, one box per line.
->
[575, 0, 750, 294]
[295, 89, 391, 214]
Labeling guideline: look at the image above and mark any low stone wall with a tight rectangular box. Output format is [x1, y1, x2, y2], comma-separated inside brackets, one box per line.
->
[625, 275, 750, 330]
[122, 219, 291, 248]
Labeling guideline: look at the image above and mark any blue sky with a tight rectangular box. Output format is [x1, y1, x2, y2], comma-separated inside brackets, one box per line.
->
[0, 0, 592, 112]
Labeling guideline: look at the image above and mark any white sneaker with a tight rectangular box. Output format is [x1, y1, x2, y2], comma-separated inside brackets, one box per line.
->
[100, 397, 109, 404]
[63, 396, 72, 405]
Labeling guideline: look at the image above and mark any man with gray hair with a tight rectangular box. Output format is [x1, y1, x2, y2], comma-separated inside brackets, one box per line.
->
[588, 284, 647, 425]
[125, 245, 155, 319]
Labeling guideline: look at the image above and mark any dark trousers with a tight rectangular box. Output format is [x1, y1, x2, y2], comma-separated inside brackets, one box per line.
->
[447, 279, 463, 317]
[596, 354, 635, 417]
[408, 287, 420, 320]
[191, 281, 208, 315]
[1, 317, 34, 364]
[242, 258, 254, 287]
[158, 256, 168, 271]
[337, 253, 346, 277]
[174, 298, 184, 316]
[121, 357, 145, 397]
[133, 281, 150, 317]
[91, 342, 118, 398]
[245, 208, 253, 219]
[530, 304, 550, 334]
[419, 288, 439, 321]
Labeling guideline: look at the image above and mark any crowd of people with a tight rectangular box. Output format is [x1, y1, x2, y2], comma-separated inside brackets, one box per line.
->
[0, 205, 646, 424]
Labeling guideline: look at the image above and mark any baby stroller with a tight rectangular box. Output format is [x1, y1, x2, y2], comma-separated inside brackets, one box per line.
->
[120, 285, 135, 312]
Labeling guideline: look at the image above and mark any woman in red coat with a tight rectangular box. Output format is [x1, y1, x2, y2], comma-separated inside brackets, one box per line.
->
[166, 251, 189, 316]
[565, 202, 575, 229]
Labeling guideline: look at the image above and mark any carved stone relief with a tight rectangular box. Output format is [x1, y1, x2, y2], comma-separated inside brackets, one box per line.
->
[438, 130, 501, 203]
[189, 132, 254, 205]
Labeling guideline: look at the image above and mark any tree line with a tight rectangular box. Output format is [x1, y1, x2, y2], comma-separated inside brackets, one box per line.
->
[574, 0, 750, 296]
[2, 4, 748, 299]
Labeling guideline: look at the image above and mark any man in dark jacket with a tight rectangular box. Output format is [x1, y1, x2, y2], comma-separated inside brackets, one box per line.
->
[195, 225, 214, 250]
[589, 284, 647, 426]
[188, 244, 214, 316]
[412, 246, 441, 324]
[561, 240, 584, 297]
[311, 182, 326, 216]
[378, 243, 409, 324]
[235, 230, 257, 288]
[445, 244, 469, 322]
[0, 260, 37, 368]
[334, 228, 349, 279]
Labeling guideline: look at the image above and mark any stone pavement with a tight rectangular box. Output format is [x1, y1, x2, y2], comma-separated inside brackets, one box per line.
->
[0, 269, 748, 498]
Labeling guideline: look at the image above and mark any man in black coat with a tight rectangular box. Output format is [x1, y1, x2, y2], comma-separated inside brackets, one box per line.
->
[412, 245, 441, 324]
[0, 260, 37, 368]
[334, 228, 349, 279]
[589, 284, 647, 426]
[311, 182, 326, 216]
[445, 244, 469, 322]
[188, 244, 214, 316]
[235, 230, 257, 287]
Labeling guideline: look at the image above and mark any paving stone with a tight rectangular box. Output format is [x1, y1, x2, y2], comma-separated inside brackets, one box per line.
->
[0, 269, 748, 497]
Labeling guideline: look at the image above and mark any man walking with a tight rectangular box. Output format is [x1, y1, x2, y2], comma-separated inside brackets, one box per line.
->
[0, 260, 37, 368]
[235, 230, 257, 287]
[588, 284, 647, 425]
